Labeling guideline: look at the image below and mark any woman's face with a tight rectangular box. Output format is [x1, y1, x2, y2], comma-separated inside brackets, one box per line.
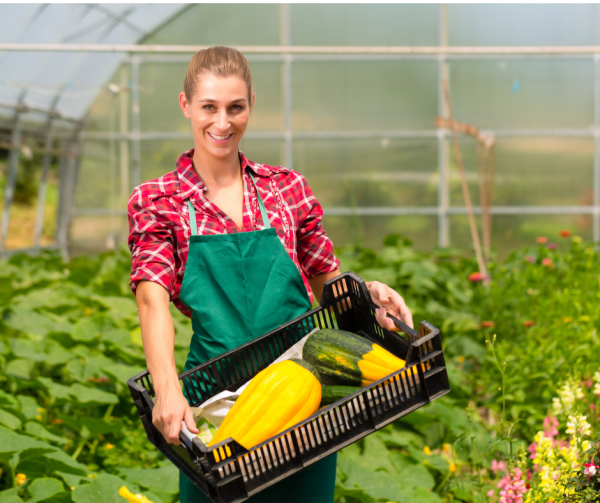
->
[179, 72, 254, 162]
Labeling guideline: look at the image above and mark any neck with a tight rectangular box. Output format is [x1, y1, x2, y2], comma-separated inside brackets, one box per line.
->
[192, 148, 242, 189]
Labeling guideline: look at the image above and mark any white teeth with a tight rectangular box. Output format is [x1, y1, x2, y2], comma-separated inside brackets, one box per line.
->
[209, 133, 230, 140]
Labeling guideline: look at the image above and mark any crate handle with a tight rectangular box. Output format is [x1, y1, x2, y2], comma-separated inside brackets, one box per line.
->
[385, 312, 418, 342]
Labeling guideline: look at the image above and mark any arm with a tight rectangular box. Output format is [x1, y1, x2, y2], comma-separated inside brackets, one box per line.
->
[136, 282, 198, 445]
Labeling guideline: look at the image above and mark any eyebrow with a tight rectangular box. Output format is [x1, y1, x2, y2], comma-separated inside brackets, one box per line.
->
[198, 98, 247, 104]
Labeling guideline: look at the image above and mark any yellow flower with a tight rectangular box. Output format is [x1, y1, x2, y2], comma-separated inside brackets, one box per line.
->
[457, 356, 465, 363]
[87, 474, 94, 479]
[37, 407, 44, 413]
[84, 307, 93, 316]
[35, 415, 42, 421]
[572, 235, 583, 244]
[118, 486, 154, 503]
[423, 446, 432, 455]
[106, 443, 115, 450]
[563, 317, 573, 323]
[449, 463, 456, 472]
[16, 473, 26, 485]
[71, 487, 75, 491]
[442, 443, 452, 454]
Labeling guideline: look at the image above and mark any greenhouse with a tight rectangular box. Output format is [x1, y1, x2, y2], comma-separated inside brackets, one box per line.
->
[2, 4, 600, 503]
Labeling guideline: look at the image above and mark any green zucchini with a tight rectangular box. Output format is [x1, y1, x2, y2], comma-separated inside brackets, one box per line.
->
[320, 385, 361, 406]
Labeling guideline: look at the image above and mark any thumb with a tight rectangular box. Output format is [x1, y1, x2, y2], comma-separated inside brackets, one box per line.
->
[184, 406, 199, 434]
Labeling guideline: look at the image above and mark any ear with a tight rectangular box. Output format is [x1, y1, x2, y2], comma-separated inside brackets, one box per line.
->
[179, 92, 192, 119]
[249, 92, 256, 112]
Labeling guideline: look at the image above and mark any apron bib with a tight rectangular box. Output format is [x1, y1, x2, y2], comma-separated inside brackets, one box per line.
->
[178, 172, 337, 502]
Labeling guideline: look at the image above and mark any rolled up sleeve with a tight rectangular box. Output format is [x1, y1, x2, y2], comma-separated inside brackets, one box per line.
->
[128, 188, 176, 299]
[295, 173, 340, 278]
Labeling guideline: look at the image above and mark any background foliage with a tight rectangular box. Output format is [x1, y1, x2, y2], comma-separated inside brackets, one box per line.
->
[1, 232, 599, 502]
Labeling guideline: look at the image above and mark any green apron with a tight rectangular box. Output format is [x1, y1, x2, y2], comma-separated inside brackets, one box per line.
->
[178, 171, 337, 503]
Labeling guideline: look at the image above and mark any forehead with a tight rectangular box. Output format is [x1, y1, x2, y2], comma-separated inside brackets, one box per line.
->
[194, 72, 248, 100]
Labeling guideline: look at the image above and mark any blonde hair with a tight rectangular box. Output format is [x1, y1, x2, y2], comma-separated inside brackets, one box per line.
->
[183, 46, 253, 103]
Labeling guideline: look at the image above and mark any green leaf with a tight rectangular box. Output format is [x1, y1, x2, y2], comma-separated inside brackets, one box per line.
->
[24, 422, 68, 445]
[71, 319, 101, 342]
[19, 450, 89, 478]
[0, 426, 56, 453]
[72, 474, 141, 503]
[68, 384, 118, 407]
[37, 378, 72, 401]
[4, 307, 72, 338]
[55, 471, 88, 489]
[57, 416, 123, 439]
[10, 339, 47, 362]
[0, 340, 8, 354]
[396, 462, 435, 490]
[27, 477, 65, 503]
[100, 363, 145, 385]
[0, 493, 24, 503]
[0, 409, 22, 430]
[101, 329, 130, 348]
[0, 391, 20, 409]
[117, 464, 180, 495]
[36, 492, 73, 503]
[6, 359, 35, 380]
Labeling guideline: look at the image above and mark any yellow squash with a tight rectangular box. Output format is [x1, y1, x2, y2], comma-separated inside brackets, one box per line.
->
[208, 358, 321, 450]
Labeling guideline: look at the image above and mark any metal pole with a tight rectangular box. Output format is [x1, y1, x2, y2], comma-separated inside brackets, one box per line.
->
[437, 4, 449, 247]
[131, 55, 141, 189]
[0, 90, 26, 257]
[33, 92, 62, 251]
[56, 131, 83, 260]
[120, 62, 130, 205]
[281, 4, 293, 170]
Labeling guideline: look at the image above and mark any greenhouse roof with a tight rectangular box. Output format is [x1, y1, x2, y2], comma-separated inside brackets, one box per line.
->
[0, 3, 186, 125]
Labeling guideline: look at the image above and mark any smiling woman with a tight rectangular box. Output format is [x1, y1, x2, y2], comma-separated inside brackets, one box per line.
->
[127, 46, 414, 503]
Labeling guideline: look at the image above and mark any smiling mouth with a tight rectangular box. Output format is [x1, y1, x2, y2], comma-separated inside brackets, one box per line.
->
[208, 132, 233, 141]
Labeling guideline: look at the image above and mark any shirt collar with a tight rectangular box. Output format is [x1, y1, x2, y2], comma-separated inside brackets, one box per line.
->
[176, 148, 271, 200]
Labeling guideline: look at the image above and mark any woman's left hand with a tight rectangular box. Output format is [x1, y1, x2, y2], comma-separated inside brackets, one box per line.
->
[367, 281, 414, 331]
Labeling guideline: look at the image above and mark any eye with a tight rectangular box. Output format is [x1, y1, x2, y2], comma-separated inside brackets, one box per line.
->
[230, 105, 243, 112]
[203, 104, 215, 111]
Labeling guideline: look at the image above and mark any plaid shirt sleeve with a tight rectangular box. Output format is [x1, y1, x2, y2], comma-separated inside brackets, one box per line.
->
[293, 172, 340, 278]
[128, 187, 177, 299]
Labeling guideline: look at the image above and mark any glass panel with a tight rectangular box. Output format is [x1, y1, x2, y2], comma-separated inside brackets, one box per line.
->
[70, 215, 129, 257]
[448, 4, 595, 46]
[84, 85, 120, 133]
[291, 4, 439, 46]
[449, 59, 593, 129]
[294, 138, 438, 208]
[448, 138, 594, 207]
[238, 139, 283, 168]
[292, 61, 438, 131]
[143, 4, 280, 46]
[449, 214, 593, 261]
[324, 215, 438, 252]
[76, 140, 124, 210]
[139, 62, 283, 133]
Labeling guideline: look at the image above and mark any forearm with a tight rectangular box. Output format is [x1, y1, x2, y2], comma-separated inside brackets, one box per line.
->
[308, 269, 341, 303]
[136, 281, 179, 393]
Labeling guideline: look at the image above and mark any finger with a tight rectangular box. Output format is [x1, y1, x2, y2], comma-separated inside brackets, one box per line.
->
[376, 307, 400, 332]
[167, 415, 182, 445]
[184, 407, 199, 434]
[373, 282, 391, 306]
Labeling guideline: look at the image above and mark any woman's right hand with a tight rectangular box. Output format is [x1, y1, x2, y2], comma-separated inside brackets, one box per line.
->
[152, 382, 198, 445]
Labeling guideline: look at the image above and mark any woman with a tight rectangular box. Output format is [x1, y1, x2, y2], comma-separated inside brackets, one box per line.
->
[128, 46, 413, 503]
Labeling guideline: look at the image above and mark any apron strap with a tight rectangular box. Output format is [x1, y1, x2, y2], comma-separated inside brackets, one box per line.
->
[187, 200, 198, 236]
[248, 172, 272, 230]
[186, 171, 271, 235]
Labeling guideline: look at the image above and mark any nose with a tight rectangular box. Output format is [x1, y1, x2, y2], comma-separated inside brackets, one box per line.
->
[215, 108, 230, 132]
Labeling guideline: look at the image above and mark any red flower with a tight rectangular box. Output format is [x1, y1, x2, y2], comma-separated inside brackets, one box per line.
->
[559, 229, 571, 238]
[481, 320, 495, 328]
[541, 258, 553, 267]
[468, 272, 484, 282]
[535, 236, 547, 244]
[523, 320, 535, 327]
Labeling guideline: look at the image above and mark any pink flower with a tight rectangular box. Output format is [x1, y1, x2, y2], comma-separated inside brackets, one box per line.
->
[591, 403, 596, 411]
[497, 468, 528, 503]
[524, 255, 536, 263]
[536, 236, 548, 244]
[541, 258, 553, 267]
[527, 441, 537, 459]
[487, 489, 496, 498]
[468, 272, 485, 282]
[584, 463, 598, 480]
[546, 242, 557, 250]
[491, 459, 507, 474]
[543, 416, 559, 438]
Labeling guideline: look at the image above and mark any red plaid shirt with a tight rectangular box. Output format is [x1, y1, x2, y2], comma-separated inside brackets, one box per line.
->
[128, 149, 339, 317]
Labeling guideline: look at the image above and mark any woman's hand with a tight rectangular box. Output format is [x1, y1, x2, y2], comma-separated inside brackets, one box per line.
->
[367, 281, 414, 332]
[152, 380, 198, 446]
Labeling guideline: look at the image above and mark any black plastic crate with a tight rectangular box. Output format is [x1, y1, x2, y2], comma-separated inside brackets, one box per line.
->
[127, 272, 450, 503]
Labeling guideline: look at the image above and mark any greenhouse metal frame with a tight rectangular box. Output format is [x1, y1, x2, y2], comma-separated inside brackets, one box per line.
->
[2, 5, 600, 258]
